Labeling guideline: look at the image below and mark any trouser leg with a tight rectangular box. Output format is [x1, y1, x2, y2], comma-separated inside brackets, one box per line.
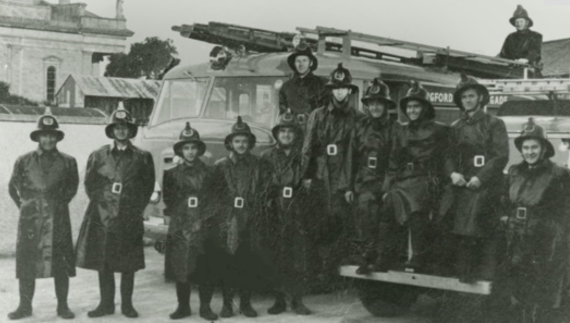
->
[54, 271, 74, 319]
[407, 211, 430, 270]
[169, 281, 191, 320]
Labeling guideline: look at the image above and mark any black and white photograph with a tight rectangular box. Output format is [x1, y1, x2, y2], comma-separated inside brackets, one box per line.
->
[1, 0, 570, 322]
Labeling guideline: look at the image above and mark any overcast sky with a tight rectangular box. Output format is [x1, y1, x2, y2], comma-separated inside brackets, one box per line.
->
[47, 0, 570, 66]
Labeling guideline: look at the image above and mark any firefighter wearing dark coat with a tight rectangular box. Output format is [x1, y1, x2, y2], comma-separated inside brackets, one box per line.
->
[380, 81, 449, 272]
[162, 122, 220, 321]
[211, 116, 265, 318]
[8, 108, 79, 320]
[344, 78, 395, 275]
[75, 105, 155, 318]
[260, 109, 312, 316]
[444, 73, 509, 282]
[502, 119, 570, 323]
[302, 63, 363, 287]
[279, 42, 327, 124]
[499, 5, 543, 77]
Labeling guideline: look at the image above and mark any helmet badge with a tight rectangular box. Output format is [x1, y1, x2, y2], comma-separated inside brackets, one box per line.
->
[116, 111, 127, 119]
[43, 117, 54, 126]
[183, 129, 194, 137]
[334, 71, 345, 81]
[370, 85, 380, 94]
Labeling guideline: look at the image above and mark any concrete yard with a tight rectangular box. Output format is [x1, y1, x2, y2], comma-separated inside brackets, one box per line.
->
[0, 247, 434, 323]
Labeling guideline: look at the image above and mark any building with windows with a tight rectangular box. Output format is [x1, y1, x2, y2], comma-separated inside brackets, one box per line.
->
[0, 0, 133, 103]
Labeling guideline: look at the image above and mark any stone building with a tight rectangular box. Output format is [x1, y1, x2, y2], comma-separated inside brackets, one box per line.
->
[0, 0, 133, 103]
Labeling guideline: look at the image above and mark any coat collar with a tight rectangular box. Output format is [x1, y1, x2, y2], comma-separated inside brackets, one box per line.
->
[229, 151, 254, 164]
[461, 109, 486, 124]
[35, 146, 59, 156]
[111, 140, 133, 153]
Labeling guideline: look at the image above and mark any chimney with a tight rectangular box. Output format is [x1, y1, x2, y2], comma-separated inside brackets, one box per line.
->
[59, 0, 71, 4]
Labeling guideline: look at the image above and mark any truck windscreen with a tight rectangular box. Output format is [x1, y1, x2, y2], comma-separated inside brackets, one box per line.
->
[150, 78, 210, 126]
[203, 76, 283, 130]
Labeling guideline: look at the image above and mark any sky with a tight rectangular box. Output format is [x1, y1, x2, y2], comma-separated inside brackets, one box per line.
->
[45, 0, 570, 66]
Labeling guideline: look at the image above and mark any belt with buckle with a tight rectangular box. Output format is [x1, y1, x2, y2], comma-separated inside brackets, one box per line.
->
[368, 157, 377, 169]
[474, 155, 485, 167]
[188, 197, 198, 208]
[327, 144, 337, 156]
[111, 182, 122, 194]
[283, 187, 293, 198]
[234, 197, 244, 208]
[515, 207, 527, 220]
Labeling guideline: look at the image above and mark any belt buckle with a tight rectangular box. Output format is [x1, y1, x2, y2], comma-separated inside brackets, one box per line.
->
[234, 197, 244, 209]
[368, 157, 377, 169]
[297, 114, 306, 124]
[516, 207, 527, 220]
[406, 163, 414, 172]
[283, 187, 293, 198]
[188, 197, 198, 208]
[474, 155, 485, 167]
[112, 183, 122, 194]
[327, 144, 337, 156]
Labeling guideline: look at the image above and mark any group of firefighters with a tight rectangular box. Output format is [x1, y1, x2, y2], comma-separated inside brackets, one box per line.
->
[6, 4, 565, 323]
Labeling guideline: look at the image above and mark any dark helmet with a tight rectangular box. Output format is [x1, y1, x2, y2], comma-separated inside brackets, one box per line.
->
[453, 72, 490, 110]
[210, 46, 231, 70]
[105, 103, 138, 139]
[30, 106, 64, 142]
[271, 108, 303, 142]
[173, 122, 206, 157]
[361, 78, 396, 110]
[399, 81, 435, 120]
[510, 5, 533, 28]
[287, 42, 318, 72]
[325, 63, 359, 91]
[514, 117, 554, 158]
[224, 116, 257, 151]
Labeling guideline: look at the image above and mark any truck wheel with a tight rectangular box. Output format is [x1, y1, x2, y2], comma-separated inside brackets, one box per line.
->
[357, 281, 420, 317]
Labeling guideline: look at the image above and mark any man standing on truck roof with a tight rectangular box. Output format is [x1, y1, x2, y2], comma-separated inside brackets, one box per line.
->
[444, 73, 509, 283]
[499, 5, 543, 78]
[279, 41, 327, 126]
[8, 107, 79, 320]
[75, 104, 155, 319]
[302, 63, 363, 289]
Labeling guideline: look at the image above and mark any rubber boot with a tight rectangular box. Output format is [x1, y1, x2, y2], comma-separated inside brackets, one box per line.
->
[55, 274, 74, 319]
[169, 282, 191, 320]
[120, 272, 138, 318]
[8, 279, 34, 320]
[458, 238, 477, 284]
[267, 291, 286, 315]
[87, 270, 115, 318]
[291, 295, 311, 315]
[239, 290, 258, 318]
[198, 285, 218, 321]
[219, 287, 234, 318]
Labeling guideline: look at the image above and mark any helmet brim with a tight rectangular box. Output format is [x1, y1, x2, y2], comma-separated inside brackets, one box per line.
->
[224, 132, 257, 151]
[287, 52, 318, 72]
[105, 123, 138, 139]
[514, 136, 555, 158]
[399, 97, 435, 120]
[30, 129, 64, 142]
[173, 139, 206, 157]
[509, 17, 533, 28]
[453, 84, 490, 110]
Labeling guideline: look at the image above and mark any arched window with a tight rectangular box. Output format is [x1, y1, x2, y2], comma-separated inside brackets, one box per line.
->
[46, 66, 56, 103]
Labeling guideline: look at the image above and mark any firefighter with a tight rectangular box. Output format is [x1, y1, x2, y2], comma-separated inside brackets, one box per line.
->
[302, 63, 363, 288]
[75, 105, 155, 318]
[7, 108, 79, 320]
[499, 5, 543, 77]
[445, 73, 509, 282]
[344, 78, 395, 274]
[162, 122, 220, 321]
[380, 81, 449, 272]
[211, 116, 265, 318]
[260, 109, 312, 315]
[502, 119, 570, 322]
[279, 41, 327, 125]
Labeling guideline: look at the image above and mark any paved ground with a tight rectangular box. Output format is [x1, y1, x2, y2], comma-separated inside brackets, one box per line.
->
[0, 247, 434, 323]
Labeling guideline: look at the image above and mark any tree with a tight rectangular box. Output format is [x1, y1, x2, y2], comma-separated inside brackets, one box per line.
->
[0, 82, 37, 106]
[105, 37, 179, 79]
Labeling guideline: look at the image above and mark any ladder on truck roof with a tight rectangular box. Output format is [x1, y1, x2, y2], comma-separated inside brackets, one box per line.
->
[171, 21, 529, 79]
[480, 78, 570, 96]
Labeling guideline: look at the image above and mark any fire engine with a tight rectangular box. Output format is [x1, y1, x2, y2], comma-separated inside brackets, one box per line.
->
[139, 21, 570, 317]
